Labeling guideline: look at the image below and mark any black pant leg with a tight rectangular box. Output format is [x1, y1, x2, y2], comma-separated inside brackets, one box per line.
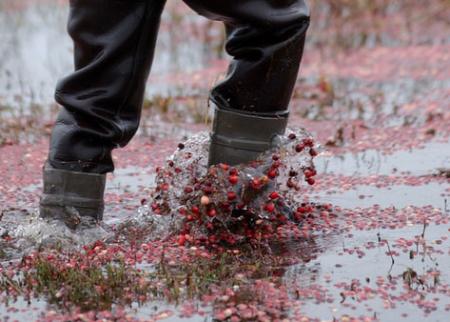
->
[49, 0, 166, 174]
[183, 0, 310, 114]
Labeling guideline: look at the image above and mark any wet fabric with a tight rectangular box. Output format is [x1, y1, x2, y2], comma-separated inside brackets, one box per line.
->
[49, 0, 310, 173]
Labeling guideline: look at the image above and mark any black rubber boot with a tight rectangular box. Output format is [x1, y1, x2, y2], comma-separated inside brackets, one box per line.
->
[208, 106, 289, 166]
[39, 163, 106, 229]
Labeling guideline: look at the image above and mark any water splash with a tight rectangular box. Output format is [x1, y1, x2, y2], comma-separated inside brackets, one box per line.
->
[140, 128, 319, 246]
[1, 211, 114, 261]
[2, 128, 318, 259]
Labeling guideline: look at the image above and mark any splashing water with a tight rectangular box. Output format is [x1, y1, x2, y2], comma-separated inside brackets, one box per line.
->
[141, 128, 320, 247]
[3, 128, 318, 260]
[1, 212, 114, 261]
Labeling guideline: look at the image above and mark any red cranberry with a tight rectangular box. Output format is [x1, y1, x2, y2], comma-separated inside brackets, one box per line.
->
[303, 169, 314, 178]
[309, 148, 318, 157]
[268, 169, 278, 179]
[207, 209, 217, 217]
[227, 191, 237, 201]
[229, 168, 238, 176]
[295, 143, 305, 153]
[269, 191, 280, 200]
[229, 175, 239, 185]
[303, 138, 314, 147]
[177, 235, 186, 246]
[264, 202, 275, 213]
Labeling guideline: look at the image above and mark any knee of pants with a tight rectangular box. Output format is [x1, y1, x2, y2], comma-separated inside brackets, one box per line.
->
[184, 0, 310, 29]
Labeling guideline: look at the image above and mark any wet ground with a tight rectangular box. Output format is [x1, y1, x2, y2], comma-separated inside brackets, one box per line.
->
[1, 1, 450, 321]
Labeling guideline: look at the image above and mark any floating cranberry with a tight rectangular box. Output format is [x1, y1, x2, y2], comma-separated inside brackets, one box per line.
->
[177, 143, 185, 150]
[207, 209, 217, 217]
[251, 178, 261, 189]
[264, 202, 275, 213]
[303, 169, 314, 178]
[309, 148, 318, 157]
[229, 168, 238, 176]
[288, 133, 297, 140]
[295, 143, 305, 153]
[303, 138, 314, 147]
[227, 191, 237, 201]
[177, 235, 186, 246]
[184, 186, 193, 193]
[229, 175, 239, 185]
[268, 169, 278, 179]
[269, 191, 280, 200]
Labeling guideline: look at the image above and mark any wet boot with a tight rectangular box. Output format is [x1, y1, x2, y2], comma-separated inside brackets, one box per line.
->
[208, 106, 289, 166]
[39, 163, 106, 229]
[181, 1, 310, 166]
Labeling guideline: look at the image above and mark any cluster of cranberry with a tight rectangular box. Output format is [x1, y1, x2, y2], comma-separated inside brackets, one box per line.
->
[152, 134, 318, 248]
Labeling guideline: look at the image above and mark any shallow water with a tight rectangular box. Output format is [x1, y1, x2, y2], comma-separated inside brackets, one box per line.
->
[1, 1, 450, 321]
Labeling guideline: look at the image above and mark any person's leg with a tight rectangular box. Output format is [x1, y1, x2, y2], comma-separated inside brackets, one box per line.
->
[183, 0, 310, 165]
[41, 0, 166, 221]
[50, 0, 166, 174]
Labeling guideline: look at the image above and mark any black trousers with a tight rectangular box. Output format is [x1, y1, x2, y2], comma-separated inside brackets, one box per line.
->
[49, 0, 310, 174]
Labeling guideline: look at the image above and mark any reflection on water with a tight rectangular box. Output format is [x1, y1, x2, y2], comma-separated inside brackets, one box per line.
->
[316, 140, 450, 177]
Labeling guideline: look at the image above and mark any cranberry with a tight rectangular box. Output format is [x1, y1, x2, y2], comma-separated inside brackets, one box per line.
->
[229, 168, 238, 176]
[303, 138, 314, 147]
[268, 169, 278, 179]
[306, 177, 316, 185]
[295, 143, 305, 153]
[288, 133, 297, 140]
[227, 191, 237, 201]
[177, 235, 186, 246]
[269, 191, 280, 200]
[251, 178, 261, 189]
[207, 209, 217, 217]
[264, 202, 275, 213]
[303, 169, 314, 178]
[229, 175, 239, 185]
